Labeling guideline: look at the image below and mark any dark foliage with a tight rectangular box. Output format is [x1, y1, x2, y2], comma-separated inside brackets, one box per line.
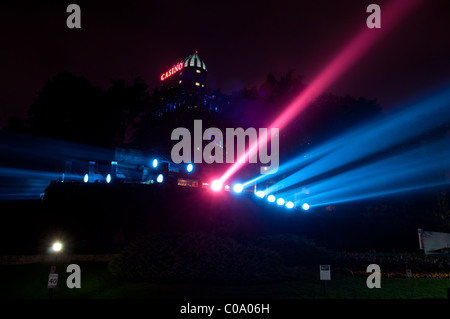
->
[108, 232, 288, 284]
[253, 234, 336, 267]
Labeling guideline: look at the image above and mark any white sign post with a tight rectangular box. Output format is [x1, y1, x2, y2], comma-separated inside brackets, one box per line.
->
[48, 265, 58, 299]
[320, 265, 331, 296]
[320, 265, 331, 280]
[48, 273, 58, 289]
[406, 269, 413, 298]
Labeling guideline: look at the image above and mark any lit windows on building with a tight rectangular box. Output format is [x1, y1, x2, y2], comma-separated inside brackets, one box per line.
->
[157, 51, 226, 115]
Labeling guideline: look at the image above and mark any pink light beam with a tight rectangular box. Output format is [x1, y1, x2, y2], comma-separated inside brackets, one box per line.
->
[218, 0, 422, 185]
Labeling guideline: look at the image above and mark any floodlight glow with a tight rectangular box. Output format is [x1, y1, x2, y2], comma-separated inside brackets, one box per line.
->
[0, 132, 116, 200]
[156, 174, 164, 183]
[276, 198, 285, 206]
[152, 159, 158, 168]
[267, 195, 276, 203]
[286, 201, 294, 209]
[256, 190, 265, 198]
[83, 173, 88, 183]
[211, 180, 222, 192]
[52, 242, 62, 253]
[266, 87, 450, 196]
[186, 163, 194, 173]
[302, 203, 310, 211]
[106, 174, 111, 183]
[233, 183, 243, 193]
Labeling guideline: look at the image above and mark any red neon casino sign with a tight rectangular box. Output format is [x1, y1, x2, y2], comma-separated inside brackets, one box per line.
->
[161, 62, 184, 81]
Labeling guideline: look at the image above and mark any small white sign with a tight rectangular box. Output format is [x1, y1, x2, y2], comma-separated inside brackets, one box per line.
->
[48, 273, 58, 288]
[320, 265, 331, 280]
[406, 269, 412, 278]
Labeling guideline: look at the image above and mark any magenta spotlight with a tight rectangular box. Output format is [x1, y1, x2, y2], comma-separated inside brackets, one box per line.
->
[211, 180, 222, 192]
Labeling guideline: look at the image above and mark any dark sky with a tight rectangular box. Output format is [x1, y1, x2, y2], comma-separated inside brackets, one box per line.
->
[1, 0, 450, 125]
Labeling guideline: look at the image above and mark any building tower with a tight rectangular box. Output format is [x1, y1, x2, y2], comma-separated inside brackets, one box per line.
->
[158, 51, 217, 116]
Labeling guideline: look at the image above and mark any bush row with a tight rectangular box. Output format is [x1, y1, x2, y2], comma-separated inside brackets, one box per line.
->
[108, 233, 335, 284]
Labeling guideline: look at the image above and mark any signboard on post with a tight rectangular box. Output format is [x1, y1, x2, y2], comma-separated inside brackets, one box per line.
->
[320, 265, 331, 280]
[47, 273, 58, 289]
[418, 228, 424, 250]
[406, 269, 412, 278]
[418, 228, 450, 255]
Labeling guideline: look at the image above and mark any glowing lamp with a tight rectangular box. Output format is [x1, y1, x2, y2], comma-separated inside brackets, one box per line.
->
[186, 163, 194, 173]
[156, 174, 164, 183]
[267, 195, 276, 203]
[83, 174, 88, 183]
[106, 174, 111, 183]
[233, 183, 243, 193]
[211, 180, 223, 192]
[276, 198, 285, 206]
[52, 242, 63, 253]
[286, 201, 294, 209]
[152, 159, 158, 168]
[302, 203, 310, 211]
[256, 190, 265, 198]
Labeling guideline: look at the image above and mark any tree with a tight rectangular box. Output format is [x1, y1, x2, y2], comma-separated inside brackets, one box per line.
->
[27, 72, 107, 146]
[25, 72, 151, 149]
[104, 77, 150, 147]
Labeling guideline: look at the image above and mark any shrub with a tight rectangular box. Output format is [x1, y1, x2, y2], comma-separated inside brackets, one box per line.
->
[108, 232, 287, 284]
[252, 234, 336, 267]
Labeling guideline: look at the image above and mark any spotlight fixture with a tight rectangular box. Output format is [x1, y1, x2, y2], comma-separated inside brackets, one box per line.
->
[285, 201, 295, 209]
[255, 190, 265, 198]
[211, 180, 222, 192]
[233, 183, 243, 193]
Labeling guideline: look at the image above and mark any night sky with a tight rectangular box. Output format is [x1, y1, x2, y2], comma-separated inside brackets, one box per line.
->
[1, 0, 450, 125]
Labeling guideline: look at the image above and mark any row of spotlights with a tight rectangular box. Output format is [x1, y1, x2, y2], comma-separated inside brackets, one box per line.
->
[83, 160, 192, 184]
[153, 159, 194, 174]
[209, 179, 309, 211]
[260, 191, 309, 210]
[84, 173, 164, 184]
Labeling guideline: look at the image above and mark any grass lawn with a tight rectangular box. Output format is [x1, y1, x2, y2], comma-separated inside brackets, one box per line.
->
[0, 262, 449, 299]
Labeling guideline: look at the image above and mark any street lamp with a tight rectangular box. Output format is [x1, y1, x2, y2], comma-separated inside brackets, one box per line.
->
[48, 241, 63, 299]
[52, 241, 63, 253]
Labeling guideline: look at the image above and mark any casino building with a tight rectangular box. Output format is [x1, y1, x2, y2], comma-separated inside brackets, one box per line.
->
[156, 51, 227, 116]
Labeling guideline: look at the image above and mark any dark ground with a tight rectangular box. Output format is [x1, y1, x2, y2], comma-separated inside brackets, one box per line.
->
[0, 181, 441, 255]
